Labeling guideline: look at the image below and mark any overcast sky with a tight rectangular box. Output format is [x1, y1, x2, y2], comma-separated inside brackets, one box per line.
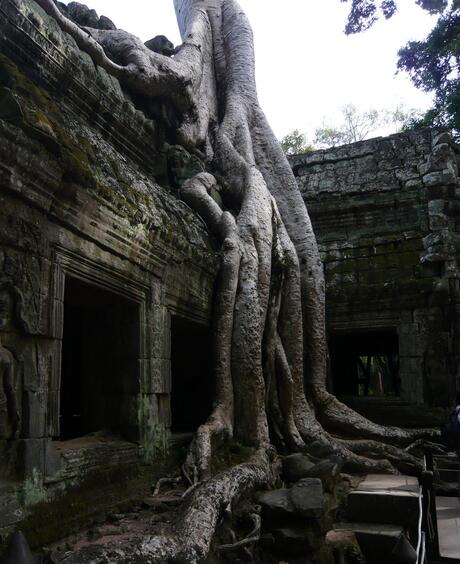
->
[60, 0, 437, 141]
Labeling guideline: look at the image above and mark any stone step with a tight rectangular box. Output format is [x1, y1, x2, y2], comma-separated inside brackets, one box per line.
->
[335, 522, 403, 564]
[346, 474, 420, 539]
[437, 496, 460, 561]
[434, 455, 459, 470]
[438, 467, 459, 483]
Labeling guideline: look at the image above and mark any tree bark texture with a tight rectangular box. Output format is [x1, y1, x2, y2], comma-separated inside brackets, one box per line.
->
[35, 0, 440, 561]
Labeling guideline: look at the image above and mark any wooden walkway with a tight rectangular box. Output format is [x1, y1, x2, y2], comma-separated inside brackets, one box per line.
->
[437, 496, 460, 560]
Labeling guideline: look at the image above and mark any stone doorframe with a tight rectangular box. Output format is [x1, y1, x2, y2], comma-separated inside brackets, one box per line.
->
[47, 246, 152, 441]
[328, 313, 425, 405]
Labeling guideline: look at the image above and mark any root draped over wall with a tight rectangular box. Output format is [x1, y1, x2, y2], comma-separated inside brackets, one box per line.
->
[33, 0, 439, 560]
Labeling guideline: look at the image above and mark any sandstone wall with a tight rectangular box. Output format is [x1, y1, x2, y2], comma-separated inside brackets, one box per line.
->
[291, 129, 460, 410]
[0, 0, 218, 546]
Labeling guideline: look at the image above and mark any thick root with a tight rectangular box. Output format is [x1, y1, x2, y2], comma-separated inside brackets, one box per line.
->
[316, 391, 440, 445]
[62, 451, 273, 564]
[337, 438, 424, 475]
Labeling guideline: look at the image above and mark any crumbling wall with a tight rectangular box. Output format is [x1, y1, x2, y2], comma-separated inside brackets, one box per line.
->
[291, 129, 460, 409]
[0, 0, 218, 546]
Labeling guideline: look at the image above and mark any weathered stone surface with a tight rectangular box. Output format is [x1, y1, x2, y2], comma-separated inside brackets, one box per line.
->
[282, 453, 315, 483]
[0, 0, 217, 545]
[305, 460, 342, 493]
[16, 439, 45, 479]
[290, 478, 324, 518]
[290, 128, 460, 410]
[44, 440, 62, 478]
[257, 478, 324, 521]
[257, 488, 294, 518]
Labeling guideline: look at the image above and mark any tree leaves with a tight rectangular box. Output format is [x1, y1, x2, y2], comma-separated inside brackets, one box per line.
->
[342, 0, 445, 35]
[397, 5, 460, 133]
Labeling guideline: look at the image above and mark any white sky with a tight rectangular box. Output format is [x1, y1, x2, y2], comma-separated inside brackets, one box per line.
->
[60, 0, 437, 140]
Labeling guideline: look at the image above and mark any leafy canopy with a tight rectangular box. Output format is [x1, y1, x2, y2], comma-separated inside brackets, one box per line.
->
[342, 0, 460, 134]
[313, 104, 418, 148]
[280, 129, 315, 155]
[341, 0, 447, 34]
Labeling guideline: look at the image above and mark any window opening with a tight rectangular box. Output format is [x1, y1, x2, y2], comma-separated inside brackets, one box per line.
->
[59, 276, 140, 441]
[170, 315, 213, 433]
[329, 329, 400, 398]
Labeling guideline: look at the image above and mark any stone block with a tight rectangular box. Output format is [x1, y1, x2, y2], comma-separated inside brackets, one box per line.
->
[429, 213, 449, 230]
[282, 454, 315, 483]
[149, 358, 171, 394]
[21, 390, 46, 438]
[150, 280, 164, 306]
[21, 348, 40, 392]
[157, 394, 171, 428]
[404, 179, 422, 189]
[399, 356, 424, 375]
[423, 171, 443, 186]
[335, 523, 403, 564]
[257, 478, 324, 521]
[0, 487, 24, 529]
[150, 306, 170, 359]
[398, 333, 422, 357]
[347, 486, 420, 533]
[16, 438, 45, 479]
[257, 488, 293, 519]
[442, 167, 458, 185]
[138, 322, 149, 360]
[290, 478, 324, 518]
[432, 131, 452, 147]
[49, 299, 64, 339]
[303, 460, 342, 493]
[44, 439, 62, 478]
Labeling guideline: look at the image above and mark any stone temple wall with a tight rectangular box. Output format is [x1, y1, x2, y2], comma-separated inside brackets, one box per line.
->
[291, 129, 460, 414]
[0, 0, 218, 547]
[2, 0, 460, 550]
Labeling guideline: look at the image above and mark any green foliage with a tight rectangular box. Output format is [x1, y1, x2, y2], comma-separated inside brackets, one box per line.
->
[341, 0, 460, 136]
[280, 129, 314, 155]
[314, 104, 380, 148]
[383, 104, 425, 131]
[397, 4, 460, 133]
[341, 0, 446, 34]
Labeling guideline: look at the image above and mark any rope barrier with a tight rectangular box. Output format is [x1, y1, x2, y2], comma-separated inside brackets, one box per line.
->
[420, 531, 427, 564]
[416, 485, 423, 561]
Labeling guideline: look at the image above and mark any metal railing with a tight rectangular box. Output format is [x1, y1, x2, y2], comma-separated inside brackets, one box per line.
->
[420, 452, 440, 562]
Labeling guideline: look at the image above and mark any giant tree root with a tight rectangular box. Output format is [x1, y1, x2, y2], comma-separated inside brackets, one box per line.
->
[33, 1, 444, 560]
[61, 451, 272, 564]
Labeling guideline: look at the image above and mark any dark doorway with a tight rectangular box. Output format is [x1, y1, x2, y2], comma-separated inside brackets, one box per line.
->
[329, 329, 400, 398]
[170, 315, 213, 433]
[59, 276, 140, 441]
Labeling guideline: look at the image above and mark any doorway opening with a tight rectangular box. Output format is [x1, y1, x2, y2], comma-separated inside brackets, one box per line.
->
[329, 329, 400, 398]
[170, 315, 213, 433]
[59, 276, 140, 441]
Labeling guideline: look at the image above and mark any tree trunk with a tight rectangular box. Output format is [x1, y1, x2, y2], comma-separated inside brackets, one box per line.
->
[35, 0, 440, 560]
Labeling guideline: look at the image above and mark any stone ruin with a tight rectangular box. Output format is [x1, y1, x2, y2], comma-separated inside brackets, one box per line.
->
[290, 130, 460, 424]
[0, 0, 459, 554]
